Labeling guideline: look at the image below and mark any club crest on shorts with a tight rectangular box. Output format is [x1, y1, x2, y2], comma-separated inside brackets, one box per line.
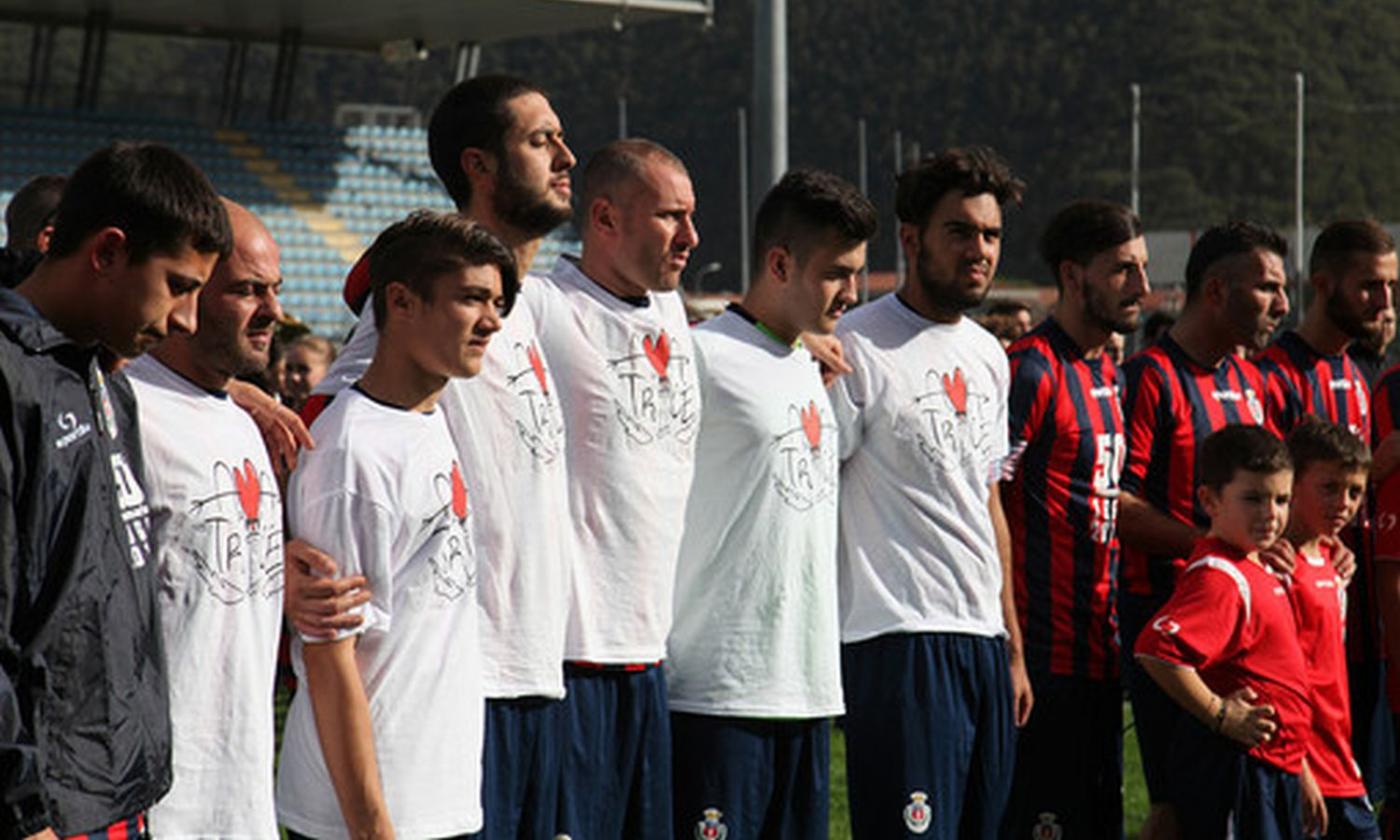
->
[694, 807, 727, 840]
[1032, 812, 1063, 840]
[903, 791, 931, 833]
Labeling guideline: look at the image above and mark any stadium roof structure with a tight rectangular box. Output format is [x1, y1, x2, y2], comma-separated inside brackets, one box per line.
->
[0, 0, 713, 49]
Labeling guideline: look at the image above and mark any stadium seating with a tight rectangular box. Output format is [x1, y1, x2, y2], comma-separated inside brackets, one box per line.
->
[0, 108, 579, 339]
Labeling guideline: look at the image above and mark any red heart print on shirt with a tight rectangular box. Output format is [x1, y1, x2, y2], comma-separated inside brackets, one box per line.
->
[943, 368, 968, 415]
[450, 461, 469, 521]
[527, 343, 549, 395]
[800, 401, 822, 449]
[643, 331, 671, 378]
[233, 459, 260, 521]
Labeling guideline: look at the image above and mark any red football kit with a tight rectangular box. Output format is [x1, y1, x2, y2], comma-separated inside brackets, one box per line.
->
[1135, 537, 1312, 773]
[1290, 542, 1367, 797]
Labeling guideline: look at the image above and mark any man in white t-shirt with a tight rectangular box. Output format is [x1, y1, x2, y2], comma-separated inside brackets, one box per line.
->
[667, 169, 876, 840]
[126, 199, 286, 839]
[528, 138, 699, 840]
[287, 76, 576, 840]
[829, 147, 1033, 840]
[276, 213, 513, 839]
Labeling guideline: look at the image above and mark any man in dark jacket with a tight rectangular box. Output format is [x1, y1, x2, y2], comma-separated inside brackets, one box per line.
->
[0, 142, 230, 839]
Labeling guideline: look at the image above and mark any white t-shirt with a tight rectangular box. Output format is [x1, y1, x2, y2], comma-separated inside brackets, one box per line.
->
[530, 257, 700, 662]
[127, 355, 284, 840]
[276, 388, 483, 839]
[310, 280, 571, 699]
[667, 309, 843, 718]
[830, 295, 1010, 643]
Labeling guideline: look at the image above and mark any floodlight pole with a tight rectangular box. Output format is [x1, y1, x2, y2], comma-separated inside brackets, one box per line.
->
[894, 129, 904, 288]
[617, 95, 628, 139]
[858, 117, 870, 302]
[739, 106, 751, 293]
[752, 0, 788, 207]
[1131, 82, 1141, 215]
[1295, 71, 1305, 309]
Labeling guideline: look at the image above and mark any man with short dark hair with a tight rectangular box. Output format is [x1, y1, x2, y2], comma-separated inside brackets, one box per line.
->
[532, 137, 700, 840]
[277, 211, 512, 839]
[668, 169, 876, 840]
[0, 141, 230, 838]
[1, 174, 65, 289]
[291, 75, 576, 840]
[126, 199, 287, 839]
[1255, 219, 1396, 801]
[1001, 199, 1149, 839]
[1117, 220, 1289, 839]
[829, 146, 1031, 839]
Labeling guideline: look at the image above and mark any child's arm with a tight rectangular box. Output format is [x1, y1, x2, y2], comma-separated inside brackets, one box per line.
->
[1299, 757, 1328, 836]
[305, 637, 394, 840]
[1136, 655, 1278, 747]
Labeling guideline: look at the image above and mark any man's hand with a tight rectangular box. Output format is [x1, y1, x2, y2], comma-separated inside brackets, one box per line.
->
[1259, 537, 1297, 575]
[285, 539, 370, 639]
[1323, 535, 1357, 585]
[23, 829, 57, 840]
[801, 332, 852, 387]
[1009, 650, 1034, 727]
[1300, 759, 1329, 837]
[1217, 686, 1278, 748]
[226, 379, 315, 479]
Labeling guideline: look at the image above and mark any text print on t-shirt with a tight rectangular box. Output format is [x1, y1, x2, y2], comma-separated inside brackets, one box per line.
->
[772, 400, 838, 510]
[176, 457, 284, 604]
[503, 339, 564, 464]
[913, 366, 996, 472]
[608, 329, 698, 446]
[424, 461, 478, 602]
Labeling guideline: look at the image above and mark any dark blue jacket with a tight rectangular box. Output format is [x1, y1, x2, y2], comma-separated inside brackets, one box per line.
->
[0, 288, 170, 837]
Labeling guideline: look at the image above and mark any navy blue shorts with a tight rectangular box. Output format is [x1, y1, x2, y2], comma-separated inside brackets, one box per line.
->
[1351, 657, 1394, 802]
[1003, 672, 1122, 840]
[1326, 795, 1380, 840]
[555, 663, 671, 840]
[1119, 590, 1182, 803]
[1167, 713, 1302, 840]
[841, 632, 1014, 840]
[481, 695, 563, 840]
[670, 712, 829, 840]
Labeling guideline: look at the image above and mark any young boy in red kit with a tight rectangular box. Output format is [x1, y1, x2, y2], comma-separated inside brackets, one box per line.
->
[1284, 418, 1379, 839]
[1136, 424, 1314, 840]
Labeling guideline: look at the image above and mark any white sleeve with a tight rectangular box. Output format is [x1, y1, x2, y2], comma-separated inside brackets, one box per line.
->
[290, 490, 396, 643]
[312, 312, 378, 398]
[829, 335, 866, 461]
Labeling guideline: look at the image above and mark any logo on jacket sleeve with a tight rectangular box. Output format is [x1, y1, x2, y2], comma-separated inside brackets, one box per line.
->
[1032, 812, 1063, 840]
[694, 808, 727, 840]
[903, 791, 931, 833]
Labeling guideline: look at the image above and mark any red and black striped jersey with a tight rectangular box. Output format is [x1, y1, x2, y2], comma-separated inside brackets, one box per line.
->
[1372, 363, 1400, 565]
[1259, 331, 1380, 663]
[1003, 318, 1123, 680]
[1119, 335, 1274, 600]
[1256, 330, 1371, 442]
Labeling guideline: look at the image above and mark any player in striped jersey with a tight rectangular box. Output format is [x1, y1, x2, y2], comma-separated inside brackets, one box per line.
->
[1258, 219, 1397, 803]
[1117, 221, 1288, 839]
[1001, 200, 1148, 840]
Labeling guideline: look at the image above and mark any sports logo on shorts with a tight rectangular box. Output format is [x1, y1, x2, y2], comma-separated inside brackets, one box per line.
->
[903, 791, 931, 834]
[694, 807, 728, 840]
[1032, 812, 1063, 840]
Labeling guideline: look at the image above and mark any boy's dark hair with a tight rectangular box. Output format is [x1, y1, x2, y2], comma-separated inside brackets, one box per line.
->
[1040, 200, 1143, 288]
[894, 146, 1025, 230]
[579, 138, 688, 221]
[46, 143, 231, 263]
[369, 211, 518, 327]
[1183, 221, 1288, 301]
[1308, 219, 1396, 278]
[428, 75, 548, 210]
[1286, 417, 1372, 476]
[5, 173, 66, 250]
[751, 169, 877, 276]
[1198, 425, 1293, 490]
